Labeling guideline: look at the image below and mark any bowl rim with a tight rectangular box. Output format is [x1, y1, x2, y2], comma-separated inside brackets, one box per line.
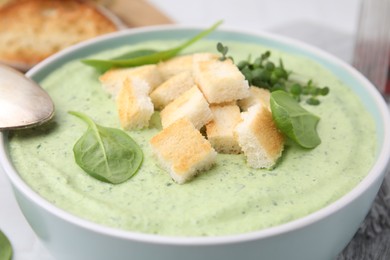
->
[1, 24, 390, 246]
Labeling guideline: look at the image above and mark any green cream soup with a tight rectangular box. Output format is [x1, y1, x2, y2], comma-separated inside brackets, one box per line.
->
[8, 40, 376, 236]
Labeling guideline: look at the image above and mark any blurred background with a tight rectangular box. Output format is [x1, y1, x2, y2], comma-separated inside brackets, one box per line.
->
[0, 0, 361, 71]
[151, 0, 360, 63]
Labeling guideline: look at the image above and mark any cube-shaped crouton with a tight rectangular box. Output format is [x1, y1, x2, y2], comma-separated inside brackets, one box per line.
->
[206, 104, 242, 154]
[235, 104, 284, 169]
[160, 86, 213, 129]
[150, 118, 217, 184]
[117, 78, 154, 130]
[157, 54, 194, 80]
[99, 64, 163, 98]
[193, 58, 250, 104]
[157, 53, 218, 80]
[192, 52, 218, 64]
[150, 71, 195, 110]
[238, 86, 271, 111]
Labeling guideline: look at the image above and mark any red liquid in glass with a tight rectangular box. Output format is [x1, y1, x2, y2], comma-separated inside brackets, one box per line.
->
[386, 63, 390, 95]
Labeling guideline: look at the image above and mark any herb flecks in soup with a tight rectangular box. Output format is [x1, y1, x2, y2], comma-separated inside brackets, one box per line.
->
[8, 39, 376, 236]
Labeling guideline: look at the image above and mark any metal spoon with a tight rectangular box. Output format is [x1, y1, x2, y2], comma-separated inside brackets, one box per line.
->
[0, 64, 54, 130]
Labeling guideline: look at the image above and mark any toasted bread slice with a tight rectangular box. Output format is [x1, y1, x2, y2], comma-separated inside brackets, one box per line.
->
[116, 77, 154, 130]
[150, 118, 217, 184]
[99, 64, 163, 98]
[0, 0, 120, 71]
[235, 104, 284, 169]
[206, 104, 242, 154]
[193, 58, 250, 104]
[238, 86, 271, 111]
[150, 71, 195, 110]
[160, 86, 213, 129]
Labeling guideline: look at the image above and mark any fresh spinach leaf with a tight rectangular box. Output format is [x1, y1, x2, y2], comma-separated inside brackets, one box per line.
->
[81, 20, 223, 72]
[0, 230, 12, 260]
[69, 111, 143, 184]
[270, 90, 321, 149]
[113, 49, 158, 60]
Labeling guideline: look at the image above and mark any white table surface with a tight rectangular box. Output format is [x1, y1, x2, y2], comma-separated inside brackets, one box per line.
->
[0, 0, 371, 259]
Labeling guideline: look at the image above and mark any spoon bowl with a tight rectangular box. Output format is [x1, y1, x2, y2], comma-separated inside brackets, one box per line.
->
[0, 64, 54, 130]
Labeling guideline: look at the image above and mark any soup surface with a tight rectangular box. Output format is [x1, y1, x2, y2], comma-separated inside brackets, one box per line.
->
[8, 40, 376, 236]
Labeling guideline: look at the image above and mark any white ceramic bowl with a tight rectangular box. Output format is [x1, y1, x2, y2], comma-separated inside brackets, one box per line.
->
[1, 25, 390, 260]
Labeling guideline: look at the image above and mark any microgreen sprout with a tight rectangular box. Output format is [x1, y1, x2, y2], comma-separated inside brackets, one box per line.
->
[216, 43, 330, 105]
[217, 42, 233, 61]
[285, 80, 330, 105]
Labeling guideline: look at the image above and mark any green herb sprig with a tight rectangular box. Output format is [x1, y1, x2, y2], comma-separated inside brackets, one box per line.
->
[82, 21, 223, 72]
[216, 43, 329, 105]
[216, 42, 232, 61]
[290, 80, 330, 105]
[69, 111, 143, 184]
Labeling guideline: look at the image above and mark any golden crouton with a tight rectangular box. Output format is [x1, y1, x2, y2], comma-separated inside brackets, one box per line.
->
[157, 54, 193, 80]
[192, 52, 218, 64]
[99, 64, 163, 98]
[116, 77, 154, 130]
[157, 53, 218, 80]
[206, 104, 242, 154]
[160, 86, 213, 129]
[150, 118, 217, 184]
[235, 104, 284, 169]
[150, 71, 195, 110]
[193, 58, 250, 104]
[238, 86, 271, 111]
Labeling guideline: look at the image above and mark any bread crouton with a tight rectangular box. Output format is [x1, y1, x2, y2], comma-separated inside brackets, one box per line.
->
[235, 104, 284, 169]
[150, 71, 195, 110]
[116, 77, 154, 130]
[157, 54, 193, 80]
[157, 53, 218, 80]
[150, 118, 217, 184]
[238, 86, 271, 111]
[193, 58, 250, 104]
[160, 86, 213, 129]
[99, 64, 163, 98]
[206, 104, 242, 154]
[192, 52, 218, 63]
